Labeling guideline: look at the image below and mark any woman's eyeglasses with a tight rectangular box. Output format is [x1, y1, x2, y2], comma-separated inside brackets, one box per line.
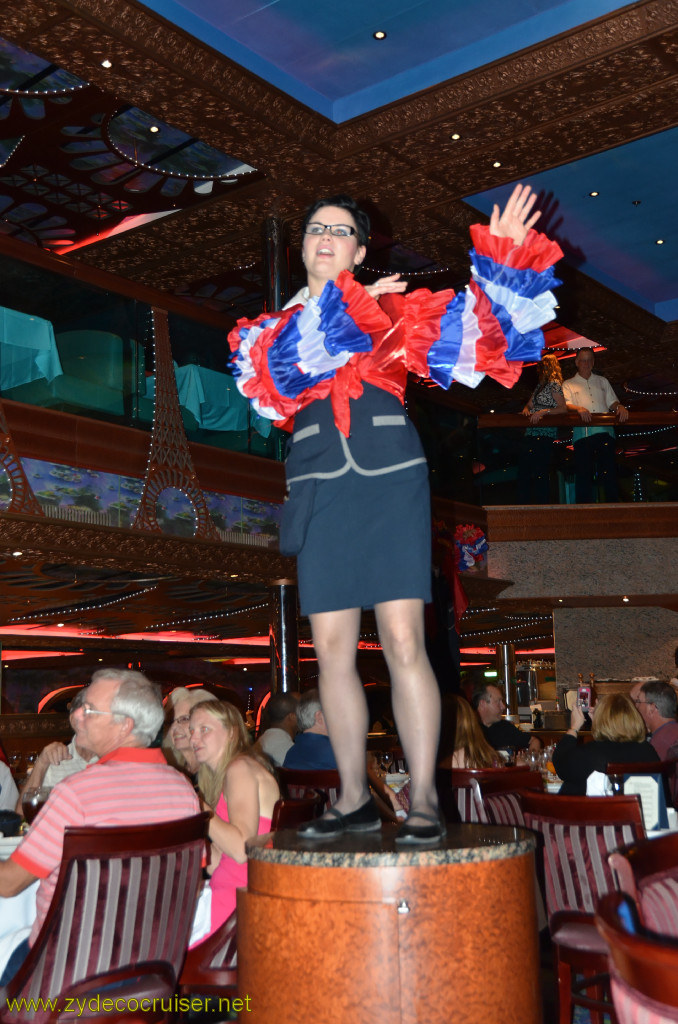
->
[304, 222, 356, 238]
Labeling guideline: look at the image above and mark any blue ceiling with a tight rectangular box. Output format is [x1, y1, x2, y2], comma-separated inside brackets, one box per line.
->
[140, 0, 629, 122]
[466, 128, 678, 322]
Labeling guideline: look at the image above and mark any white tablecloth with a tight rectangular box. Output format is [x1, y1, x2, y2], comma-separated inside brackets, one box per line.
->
[0, 837, 38, 976]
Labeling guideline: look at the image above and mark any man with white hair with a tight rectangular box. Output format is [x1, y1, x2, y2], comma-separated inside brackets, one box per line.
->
[0, 669, 200, 983]
[283, 689, 337, 770]
[563, 347, 628, 502]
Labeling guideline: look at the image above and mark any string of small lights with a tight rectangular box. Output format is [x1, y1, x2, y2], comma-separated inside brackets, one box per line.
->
[624, 384, 678, 397]
[7, 585, 157, 624]
[462, 622, 553, 638]
[147, 601, 270, 631]
[360, 263, 452, 278]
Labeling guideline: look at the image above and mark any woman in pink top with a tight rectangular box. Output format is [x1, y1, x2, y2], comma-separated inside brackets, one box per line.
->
[190, 700, 280, 936]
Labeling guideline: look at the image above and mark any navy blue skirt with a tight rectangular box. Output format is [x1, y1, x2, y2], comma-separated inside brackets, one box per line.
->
[296, 461, 432, 616]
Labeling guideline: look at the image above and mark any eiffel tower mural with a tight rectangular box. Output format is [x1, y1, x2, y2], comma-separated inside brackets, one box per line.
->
[0, 401, 45, 516]
[132, 308, 220, 541]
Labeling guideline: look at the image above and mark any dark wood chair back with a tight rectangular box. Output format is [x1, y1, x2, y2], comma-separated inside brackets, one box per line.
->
[277, 768, 340, 810]
[596, 891, 678, 1021]
[2, 813, 209, 1024]
[270, 793, 323, 830]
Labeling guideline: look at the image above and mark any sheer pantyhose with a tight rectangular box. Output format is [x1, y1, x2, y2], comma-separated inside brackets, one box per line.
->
[309, 597, 440, 822]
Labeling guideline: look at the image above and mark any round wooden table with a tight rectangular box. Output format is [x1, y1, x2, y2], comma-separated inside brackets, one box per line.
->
[238, 823, 540, 1024]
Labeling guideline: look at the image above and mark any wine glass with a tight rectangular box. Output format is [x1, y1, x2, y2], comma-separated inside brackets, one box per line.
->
[380, 751, 394, 776]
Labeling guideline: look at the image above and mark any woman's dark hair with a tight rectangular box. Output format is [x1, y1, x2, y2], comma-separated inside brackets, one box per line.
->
[302, 194, 370, 247]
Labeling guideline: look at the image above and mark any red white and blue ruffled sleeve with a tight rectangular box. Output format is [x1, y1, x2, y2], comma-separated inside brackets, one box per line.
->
[403, 227, 563, 390]
[228, 272, 391, 424]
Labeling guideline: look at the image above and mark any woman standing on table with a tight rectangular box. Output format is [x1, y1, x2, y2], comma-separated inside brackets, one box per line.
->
[230, 185, 562, 844]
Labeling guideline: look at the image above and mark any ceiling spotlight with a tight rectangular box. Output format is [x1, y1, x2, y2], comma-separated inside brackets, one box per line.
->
[588, 191, 599, 197]
[101, 59, 112, 69]
[56, 622, 65, 627]
[558, 599, 563, 603]
[656, 239, 665, 245]
[11, 550, 22, 557]
[373, 30, 386, 40]
[632, 200, 641, 206]
[451, 133, 461, 141]
[149, 125, 160, 134]
[622, 596, 630, 603]
[492, 160, 502, 168]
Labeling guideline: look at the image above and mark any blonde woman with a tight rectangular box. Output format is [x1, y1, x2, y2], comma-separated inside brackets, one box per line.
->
[439, 694, 500, 770]
[190, 700, 279, 937]
[553, 693, 658, 795]
[519, 352, 567, 503]
[163, 687, 217, 779]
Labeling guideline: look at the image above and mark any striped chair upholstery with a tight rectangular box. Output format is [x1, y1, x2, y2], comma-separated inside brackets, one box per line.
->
[597, 892, 678, 1024]
[484, 791, 525, 827]
[451, 780, 488, 823]
[439, 766, 541, 825]
[610, 831, 678, 938]
[522, 792, 645, 1024]
[1, 814, 208, 1024]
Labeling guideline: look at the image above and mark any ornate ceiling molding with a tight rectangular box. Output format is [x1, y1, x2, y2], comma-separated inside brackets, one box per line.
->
[0, 513, 295, 584]
[2, 0, 677, 386]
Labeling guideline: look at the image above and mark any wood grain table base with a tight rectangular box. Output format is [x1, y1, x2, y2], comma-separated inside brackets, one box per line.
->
[238, 824, 540, 1024]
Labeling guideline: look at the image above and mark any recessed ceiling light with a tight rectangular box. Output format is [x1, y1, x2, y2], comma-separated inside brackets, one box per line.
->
[56, 622, 65, 627]
[492, 160, 501, 168]
[558, 599, 563, 603]
[11, 550, 22, 557]
[588, 191, 599, 197]
[622, 596, 630, 603]
[632, 200, 641, 206]
[149, 125, 160, 134]
[101, 59, 112, 69]
[451, 133, 461, 141]
[373, 30, 386, 40]
[656, 239, 665, 245]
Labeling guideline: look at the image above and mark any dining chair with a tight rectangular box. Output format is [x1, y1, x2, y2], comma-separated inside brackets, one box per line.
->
[277, 768, 340, 811]
[438, 766, 541, 825]
[478, 768, 544, 827]
[0, 813, 208, 1024]
[178, 791, 322, 1010]
[521, 791, 646, 1024]
[596, 891, 678, 1024]
[270, 793, 323, 830]
[610, 830, 678, 936]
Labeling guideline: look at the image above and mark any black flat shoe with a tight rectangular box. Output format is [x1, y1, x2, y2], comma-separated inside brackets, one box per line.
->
[298, 797, 381, 839]
[395, 811, 446, 846]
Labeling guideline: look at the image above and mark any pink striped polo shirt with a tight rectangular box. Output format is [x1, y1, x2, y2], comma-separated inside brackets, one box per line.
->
[12, 746, 200, 943]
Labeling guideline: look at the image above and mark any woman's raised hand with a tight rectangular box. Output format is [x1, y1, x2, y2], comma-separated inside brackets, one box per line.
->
[489, 183, 541, 246]
[364, 273, 408, 300]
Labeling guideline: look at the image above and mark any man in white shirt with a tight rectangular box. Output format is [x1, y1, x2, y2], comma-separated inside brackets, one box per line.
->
[562, 348, 628, 502]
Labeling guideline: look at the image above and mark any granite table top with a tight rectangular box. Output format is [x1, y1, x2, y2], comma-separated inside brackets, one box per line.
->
[246, 822, 535, 867]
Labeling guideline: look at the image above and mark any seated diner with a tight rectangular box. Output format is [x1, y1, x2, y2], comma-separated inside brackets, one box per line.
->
[553, 692, 659, 795]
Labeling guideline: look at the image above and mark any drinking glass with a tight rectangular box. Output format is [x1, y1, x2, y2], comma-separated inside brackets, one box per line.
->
[22, 786, 51, 825]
